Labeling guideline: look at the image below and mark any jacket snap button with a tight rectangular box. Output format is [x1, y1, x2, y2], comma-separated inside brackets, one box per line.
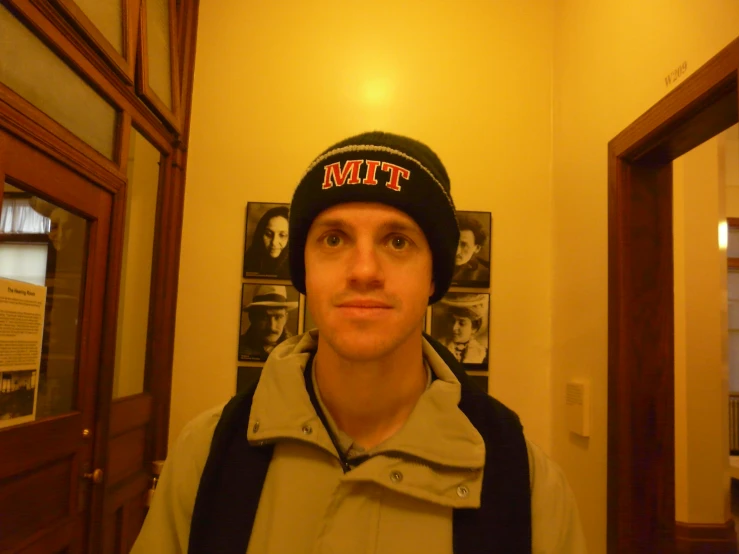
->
[390, 470, 403, 484]
[252, 421, 260, 433]
[457, 485, 469, 498]
[302, 424, 313, 435]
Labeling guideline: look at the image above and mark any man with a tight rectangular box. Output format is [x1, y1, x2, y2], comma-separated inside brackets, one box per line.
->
[132, 132, 586, 553]
[238, 284, 297, 361]
[438, 293, 488, 365]
[453, 213, 490, 285]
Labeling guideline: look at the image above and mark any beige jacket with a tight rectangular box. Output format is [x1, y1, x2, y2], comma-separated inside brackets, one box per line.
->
[132, 331, 587, 553]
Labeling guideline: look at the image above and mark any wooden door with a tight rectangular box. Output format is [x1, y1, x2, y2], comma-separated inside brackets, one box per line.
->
[0, 130, 112, 552]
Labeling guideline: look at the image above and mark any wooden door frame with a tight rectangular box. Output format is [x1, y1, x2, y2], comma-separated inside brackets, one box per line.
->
[608, 37, 739, 552]
[0, 1, 201, 550]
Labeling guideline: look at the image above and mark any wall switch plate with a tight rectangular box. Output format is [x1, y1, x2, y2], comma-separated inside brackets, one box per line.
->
[566, 380, 590, 437]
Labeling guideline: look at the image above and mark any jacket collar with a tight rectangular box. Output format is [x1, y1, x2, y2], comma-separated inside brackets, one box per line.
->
[248, 330, 485, 470]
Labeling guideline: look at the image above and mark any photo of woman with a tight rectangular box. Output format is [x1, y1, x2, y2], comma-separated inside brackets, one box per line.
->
[429, 292, 490, 369]
[242, 203, 291, 279]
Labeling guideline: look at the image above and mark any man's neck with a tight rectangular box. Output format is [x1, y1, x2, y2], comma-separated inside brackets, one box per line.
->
[314, 334, 427, 450]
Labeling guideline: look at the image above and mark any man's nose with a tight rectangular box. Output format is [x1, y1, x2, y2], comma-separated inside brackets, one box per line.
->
[347, 239, 384, 287]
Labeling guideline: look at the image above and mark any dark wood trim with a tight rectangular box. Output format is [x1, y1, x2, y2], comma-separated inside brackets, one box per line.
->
[12, 514, 81, 554]
[729, 258, 739, 270]
[86, 181, 126, 553]
[117, 111, 133, 173]
[0, 0, 199, 548]
[145, 0, 197, 463]
[675, 520, 737, 553]
[47, 0, 139, 84]
[5, 0, 177, 150]
[608, 35, 739, 553]
[109, 394, 153, 437]
[0, 233, 51, 243]
[0, 82, 126, 193]
[2, 190, 33, 199]
[136, 0, 182, 131]
[728, 216, 739, 229]
[102, 470, 150, 512]
[611, 43, 739, 161]
[176, 0, 198, 119]
[0, 412, 82, 479]
[147, 149, 177, 460]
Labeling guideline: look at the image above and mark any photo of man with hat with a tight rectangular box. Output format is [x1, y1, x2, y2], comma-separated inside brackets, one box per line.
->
[433, 293, 489, 366]
[133, 131, 586, 554]
[238, 284, 299, 361]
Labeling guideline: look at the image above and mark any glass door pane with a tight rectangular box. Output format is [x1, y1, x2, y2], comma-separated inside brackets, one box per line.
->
[0, 181, 88, 421]
[145, 0, 173, 109]
[112, 130, 160, 398]
[73, 0, 124, 54]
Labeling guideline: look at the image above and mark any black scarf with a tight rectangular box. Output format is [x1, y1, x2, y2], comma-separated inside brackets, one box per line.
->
[189, 334, 532, 553]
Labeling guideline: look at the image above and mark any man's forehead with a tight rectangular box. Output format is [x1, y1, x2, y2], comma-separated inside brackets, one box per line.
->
[310, 202, 422, 233]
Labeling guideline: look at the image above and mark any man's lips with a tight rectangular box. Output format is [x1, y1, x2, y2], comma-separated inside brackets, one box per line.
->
[337, 299, 392, 309]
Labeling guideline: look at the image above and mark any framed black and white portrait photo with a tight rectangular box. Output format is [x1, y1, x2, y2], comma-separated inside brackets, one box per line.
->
[238, 284, 300, 362]
[242, 202, 291, 279]
[452, 211, 491, 288]
[429, 292, 490, 369]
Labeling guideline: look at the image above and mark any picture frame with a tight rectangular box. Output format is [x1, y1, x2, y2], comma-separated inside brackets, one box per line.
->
[452, 211, 492, 288]
[242, 202, 291, 280]
[429, 292, 490, 369]
[238, 283, 300, 362]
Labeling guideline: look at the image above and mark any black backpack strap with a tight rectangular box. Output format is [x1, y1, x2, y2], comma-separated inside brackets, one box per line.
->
[424, 333, 533, 554]
[188, 376, 273, 554]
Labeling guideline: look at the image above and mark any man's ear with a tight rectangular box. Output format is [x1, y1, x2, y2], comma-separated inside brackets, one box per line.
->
[473, 244, 482, 255]
[429, 279, 436, 299]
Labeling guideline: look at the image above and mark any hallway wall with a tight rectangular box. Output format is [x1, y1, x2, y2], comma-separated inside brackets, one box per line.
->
[175, 0, 555, 458]
[552, 1, 739, 551]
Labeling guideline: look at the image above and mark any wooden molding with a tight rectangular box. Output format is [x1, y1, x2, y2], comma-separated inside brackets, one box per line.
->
[0, 84, 126, 194]
[47, 0, 140, 84]
[675, 520, 737, 554]
[7, 0, 177, 151]
[608, 35, 739, 554]
[136, 0, 182, 131]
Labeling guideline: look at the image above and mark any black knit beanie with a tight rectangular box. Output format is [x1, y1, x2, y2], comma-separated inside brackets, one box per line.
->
[289, 131, 459, 304]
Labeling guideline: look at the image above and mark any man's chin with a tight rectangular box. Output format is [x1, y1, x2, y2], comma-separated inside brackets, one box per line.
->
[320, 328, 416, 362]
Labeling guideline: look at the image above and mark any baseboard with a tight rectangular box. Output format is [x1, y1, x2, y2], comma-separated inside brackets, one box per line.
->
[675, 520, 737, 554]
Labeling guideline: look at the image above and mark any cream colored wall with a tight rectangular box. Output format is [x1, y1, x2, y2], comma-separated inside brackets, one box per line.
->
[553, 1, 739, 552]
[673, 137, 730, 523]
[173, 0, 555, 456]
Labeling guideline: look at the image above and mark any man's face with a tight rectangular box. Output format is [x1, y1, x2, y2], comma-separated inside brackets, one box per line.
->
[455, 229, 481, 266]
[249, 307, 288, 345]
[262, 216, 289, 258]
[304, 202, 434, 362]
[450, 315, 475, 344]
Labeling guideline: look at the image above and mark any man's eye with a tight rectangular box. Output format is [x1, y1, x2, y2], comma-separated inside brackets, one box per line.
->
[389, 236, 409, 250]
[324, 234, 342, 247]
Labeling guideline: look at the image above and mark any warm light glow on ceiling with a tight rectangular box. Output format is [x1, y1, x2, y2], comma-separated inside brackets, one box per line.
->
[719, 220, 728, 250]
[362, 78, 393, 106]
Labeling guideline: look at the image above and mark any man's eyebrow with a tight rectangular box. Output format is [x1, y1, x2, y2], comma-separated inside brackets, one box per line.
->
[311, 217, 349, 231]
[380, 221, 421, 235]
[311, 218, 421, 235]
